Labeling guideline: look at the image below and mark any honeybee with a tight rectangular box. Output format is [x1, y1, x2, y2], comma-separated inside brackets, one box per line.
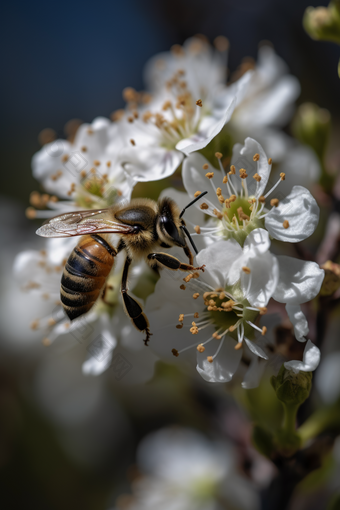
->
[36, 192, 207, 345]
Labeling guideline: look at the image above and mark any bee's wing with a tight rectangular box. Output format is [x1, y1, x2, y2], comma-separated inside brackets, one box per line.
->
[36, 208, 136, 238]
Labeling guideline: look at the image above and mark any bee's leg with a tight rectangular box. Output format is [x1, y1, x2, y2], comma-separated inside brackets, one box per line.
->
[183, 244, 193, 265]
[147, 253, 205, 272]
[121, 256, 152, 346]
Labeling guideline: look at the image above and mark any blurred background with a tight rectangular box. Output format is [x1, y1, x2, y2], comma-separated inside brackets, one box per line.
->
[0, 1, 339, 509]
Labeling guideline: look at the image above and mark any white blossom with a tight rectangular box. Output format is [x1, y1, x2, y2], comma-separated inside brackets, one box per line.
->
[115, 37, 252, 182]
[183, 137, 320, 247]
[32, 117, 133, 216]
[146, 227, 324, 386]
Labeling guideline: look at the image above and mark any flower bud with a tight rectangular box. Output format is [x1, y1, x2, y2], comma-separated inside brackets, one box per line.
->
[271, 365, 313, 407]
[292, 103, 331, 161]
[303, 2, 340, 45]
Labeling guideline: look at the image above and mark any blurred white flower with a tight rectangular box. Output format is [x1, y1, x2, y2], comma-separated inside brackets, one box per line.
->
[31, 117, 133, 215]
[7, 237, 157, 381]
[228, 45, 300, 162]
[115, 37, 252, 182]
[146, 228, 324, 386]
[183, 137, 320, 247]
[114, 427, 259, 510]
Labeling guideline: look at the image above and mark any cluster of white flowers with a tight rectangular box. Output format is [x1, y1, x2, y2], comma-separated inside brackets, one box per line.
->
[10, 35, 324, 387]
[111, 427, 259, 510]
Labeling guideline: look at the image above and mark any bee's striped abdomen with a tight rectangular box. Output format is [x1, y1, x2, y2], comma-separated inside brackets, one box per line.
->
[61, 235, 116, 321]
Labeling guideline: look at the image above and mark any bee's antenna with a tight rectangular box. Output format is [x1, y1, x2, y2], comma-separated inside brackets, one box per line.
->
[179, 191, 208, 219]
[180, 225, 199, 255]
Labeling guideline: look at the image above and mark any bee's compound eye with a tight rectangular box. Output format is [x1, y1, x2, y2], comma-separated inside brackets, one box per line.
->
[161, 216, 177, 239]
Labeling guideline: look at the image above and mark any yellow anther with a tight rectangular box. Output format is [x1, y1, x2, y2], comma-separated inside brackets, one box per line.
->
[130, 139, 136, 146]
[239, 168, 248, 179]
[162, 100, 172, 111]
[229, 194, 236, 202]
[197, 344, 205, 353]
[229, 165, 236, 175]
[196, 99, 203, 107]
[180, 284, 186, 290]
[237, 207, 250, 221]
[215, 152, 223, 159]
[283, 220, 289, 229]
[253, 153, 260, 161]
[223, 175, 228, 183]
[270, 198, 279, 207]
[219, 292, 225, 300]
[218, 195, 225, 203]
[259, 196, 266, 203]
[190, 326, 199, 335]
[111, 109, 125, 121]
[268, 158, 272, 164]
[213, 208, 223, 219]
[193, 293, 200, 299]
[253, 173, 261, 182]
[176, 324, 183, 329]
[172, 348, 179, 357]
[194, 191, 202, 197]
[280, 172, 286, 181]
[214, 35, 229, 51]
[194, 312, 199, 318]
[30, 320, 39, 330]
[200, 203, 209, 210]
[81, 146, 87, 152]
[258, 307, 267, 315]
[242, 266, 251, 274]
[179, 314, 184, 322]
[216, 187, 222, 196]
[202, 163, 209, 170]
[262, 326, 267, 336]
[229, 324, 236, 332]
[207, 356, 214, 363]
[212, 332, 221, 339]
[194, 225, 201, 234]
[205, 172, 214, 179]
[234, 342, 243, 350]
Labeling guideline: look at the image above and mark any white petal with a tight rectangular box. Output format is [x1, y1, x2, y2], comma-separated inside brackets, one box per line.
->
[265, 186, 320, 242]
[241, 252, 279, 307]
[242, 355, 267, 389]
[82, 325, 117, 376]
[177, 97, 237, 156]
[286, 304, 309, 342]
[196, 240, 243, 288]
[182, 153, 225, 215]
[284, 340, 320, 373]
[243, 228, 271, 255]
[230, 138, 271, 197]
[273, 256, 324, 305]
[244, 338, 269, 360]
[196, 336, 242, 383]
[121, 146, 184, 181]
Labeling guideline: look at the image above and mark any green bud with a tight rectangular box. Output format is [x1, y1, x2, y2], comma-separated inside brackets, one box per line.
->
[271, 365, 313, 407]
[303, 2, 340, 45]
[292, 102, 331, 161]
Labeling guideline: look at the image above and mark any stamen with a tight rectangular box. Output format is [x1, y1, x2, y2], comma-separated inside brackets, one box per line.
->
[253, 153, 260, 161]
[270, 198, 279, 207]
[196, 99, 203, 107]
[180, 284, 186, 290]
[268, 158, 272, 164]
[283, 220, 289, 229]
[193, 293, 200, 299]
[200, 203, 209, 210]
[205, 172, 214, 179]
[242, 266, 251, 274]
[194, 225, 201, 234]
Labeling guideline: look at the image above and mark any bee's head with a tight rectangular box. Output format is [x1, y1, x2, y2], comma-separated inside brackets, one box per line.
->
[157, 192, 208, 253]
[156, 197, 186, 248]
